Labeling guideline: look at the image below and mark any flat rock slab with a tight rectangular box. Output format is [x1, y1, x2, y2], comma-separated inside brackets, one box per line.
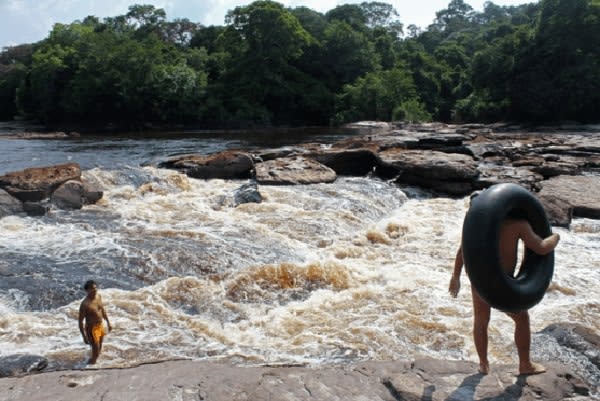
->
[0, 358, 591, 401]
[538, 175, 600, 219]
[379, 149, 479, 181]
[255, 156, 337, 185]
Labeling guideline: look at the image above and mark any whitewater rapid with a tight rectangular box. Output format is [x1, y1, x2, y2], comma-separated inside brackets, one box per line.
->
[0, 165, 598, 385]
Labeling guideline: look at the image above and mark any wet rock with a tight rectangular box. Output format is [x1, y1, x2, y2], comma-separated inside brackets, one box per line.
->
[23, 201, 49, 216]
[541, 323, 600, 372]
[51, 180, 85, 209]
[379, 149, 479, 181]
[307, 148, 380, 176]
[255, 156, 337, 185]
[51, 180, 104, 210]
[537, 193, 573, 228]
[538, 175, 600, 219]
[474, 164, 543, 191]
[159, 151, 255, 180]
[0, 354, 48, 377]
[0, 163, 81, 202]
[531, 161, 582, 178]
[379, 149, 478, 195]
[0, 358, 590, 401]
[0, 188, 23, 218]
[233, 181, 262, 206]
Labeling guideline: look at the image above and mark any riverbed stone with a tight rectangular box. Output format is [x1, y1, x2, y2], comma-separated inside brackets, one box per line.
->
[378, 149, 478, 195]
[0, 358, 590, 401]
[307, 148, 380, 176]
[537, 193, 573, 228]
[0, 354, 48, 378]
[538, 175, 600, 219]
[0, 163, 81, 202]
[255, 156, 337, 185]
[0, 188, 23, 218]
[159, 151, 255, 179]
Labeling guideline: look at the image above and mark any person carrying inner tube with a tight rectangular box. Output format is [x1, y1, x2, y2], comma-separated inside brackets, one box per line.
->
[448, 191, 560, 375]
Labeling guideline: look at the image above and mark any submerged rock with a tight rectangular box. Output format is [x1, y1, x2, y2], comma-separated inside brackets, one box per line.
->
[233, 181, 262, 206]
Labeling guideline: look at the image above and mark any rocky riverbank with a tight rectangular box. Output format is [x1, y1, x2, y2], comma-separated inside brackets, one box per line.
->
[0, 357, 594, 401]
[158, 122, 600, 228]
[2, 122, 600, 224]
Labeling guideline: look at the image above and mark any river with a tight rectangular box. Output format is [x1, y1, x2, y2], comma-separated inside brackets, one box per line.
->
[0, 125, 598, 388]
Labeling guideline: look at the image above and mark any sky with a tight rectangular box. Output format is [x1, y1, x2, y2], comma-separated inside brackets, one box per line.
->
[0, 0, 532, 49]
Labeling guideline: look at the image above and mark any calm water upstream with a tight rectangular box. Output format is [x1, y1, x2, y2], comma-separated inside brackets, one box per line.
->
[0, 126, 599, 388]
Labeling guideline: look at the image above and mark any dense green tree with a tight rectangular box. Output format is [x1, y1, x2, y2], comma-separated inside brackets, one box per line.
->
[1, 0, 599, 127]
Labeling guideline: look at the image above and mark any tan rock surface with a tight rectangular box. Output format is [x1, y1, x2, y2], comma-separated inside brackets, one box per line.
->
[0, 358, 592, 401]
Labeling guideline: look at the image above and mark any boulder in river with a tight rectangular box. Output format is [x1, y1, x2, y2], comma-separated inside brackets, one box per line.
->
[538, 175, 600, 219]
[0, 163, 81, 202]
[0, 188, 24, 218]
[158, 151, 255, 180]
[255, 156, 337, 185]
[51, 180, 104, 210]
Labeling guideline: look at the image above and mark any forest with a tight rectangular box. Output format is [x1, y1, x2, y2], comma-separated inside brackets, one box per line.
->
[0, 0, 599, 128]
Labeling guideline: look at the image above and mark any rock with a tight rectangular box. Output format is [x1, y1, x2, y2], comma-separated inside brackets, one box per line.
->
[50, 180, 104, 210]
[158, 151, 255, 180]
[531, 161, 582, 178]
[474, 164, 543, 191]
[538, 175, 600, 219]
[233, 181, 262, 206]
[541, 323, 600, 372]
[0, 188, 23, 218]
[0, 163, 81, 202]
[343, 121, 392, 130]
[0, 354, 48, 378]
[23, 201, 49, 216]
[538, 193, 573, 228]
[51, 180, 85, 209]
[379, 149, 479, 181]
[255, 156, 337, 185]
[307, 148, 380, 176]
[378, 149, 478, 195]
[14, 132, 70, 139]
[0, 358, 591, 401]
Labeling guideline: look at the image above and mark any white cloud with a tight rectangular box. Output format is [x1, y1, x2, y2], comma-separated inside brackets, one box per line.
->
[0, 0, 534, 49]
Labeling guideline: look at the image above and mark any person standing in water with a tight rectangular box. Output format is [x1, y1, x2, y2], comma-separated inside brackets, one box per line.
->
[78, 280, 112, 364]
[449, 193, 560, 375]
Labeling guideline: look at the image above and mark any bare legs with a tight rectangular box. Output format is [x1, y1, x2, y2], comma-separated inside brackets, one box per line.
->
[471, 289, 545, 375]
[507, 311, 546, 375]
[472, 288, 490, 374]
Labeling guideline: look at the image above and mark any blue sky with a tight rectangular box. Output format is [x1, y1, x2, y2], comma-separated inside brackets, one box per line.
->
[0, 0, 532, 49]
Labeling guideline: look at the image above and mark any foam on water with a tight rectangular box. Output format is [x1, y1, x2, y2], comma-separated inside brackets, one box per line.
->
[0, 167, 598, 385]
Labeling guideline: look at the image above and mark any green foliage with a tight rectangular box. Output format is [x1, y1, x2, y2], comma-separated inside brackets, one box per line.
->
[1, 0, 599, 126]
[332, 66, 423, 124]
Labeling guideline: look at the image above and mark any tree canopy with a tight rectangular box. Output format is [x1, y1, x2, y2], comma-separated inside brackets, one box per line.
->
[1, 0, 599, 128]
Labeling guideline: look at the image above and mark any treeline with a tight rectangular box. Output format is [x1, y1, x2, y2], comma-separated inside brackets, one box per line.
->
[0, 0, 599, 128]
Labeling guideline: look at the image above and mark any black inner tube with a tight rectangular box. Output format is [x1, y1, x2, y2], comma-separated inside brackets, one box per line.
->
[461, 183, 554, 313]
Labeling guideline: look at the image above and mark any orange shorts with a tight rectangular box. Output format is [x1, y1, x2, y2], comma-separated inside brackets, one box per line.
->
[87, 324, 105, 345]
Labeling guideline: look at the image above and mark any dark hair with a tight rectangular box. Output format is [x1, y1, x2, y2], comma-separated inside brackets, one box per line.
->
[83, 280, 97, 291]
